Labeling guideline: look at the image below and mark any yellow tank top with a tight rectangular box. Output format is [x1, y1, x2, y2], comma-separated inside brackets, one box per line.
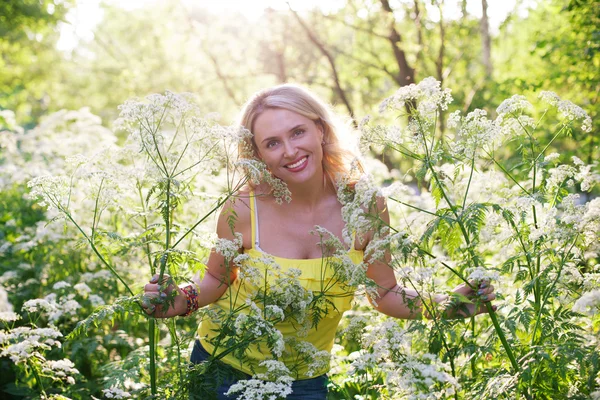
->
[198, 193, 364, 379]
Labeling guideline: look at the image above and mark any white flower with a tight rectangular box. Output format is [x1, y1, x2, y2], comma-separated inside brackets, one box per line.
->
[0, 286, 13, 312]
[53, 281, 71, 290]
[545, 153, 560, 162]
[27, 175, 71, 210]
[42, 359, 79, 378]
[539, 91, 592, 132]
[102, 387, 131, 399]
[74, 282, 92, 296]
[225, 359, 293, 400]
[88, 295, 105, 307]
[379, 77, 453, 120]
[0, 312, 20, 322]
[451, 109, 503, 156]
[22, 298, 56, 314]
[466, 267, 499, 283]
[215, 233, 243, 259]
[573, 289, 600, 316]
[496, 95, 533, 115]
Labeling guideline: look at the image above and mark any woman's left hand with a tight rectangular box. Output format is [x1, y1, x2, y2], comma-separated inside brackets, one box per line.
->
[451, 280, 497, 318]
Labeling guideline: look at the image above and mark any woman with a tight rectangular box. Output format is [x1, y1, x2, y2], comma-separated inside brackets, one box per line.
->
[142, 84, 496, 399]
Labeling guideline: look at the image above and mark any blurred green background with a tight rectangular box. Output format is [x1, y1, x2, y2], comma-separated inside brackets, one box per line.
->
[1, 0, 598, 166]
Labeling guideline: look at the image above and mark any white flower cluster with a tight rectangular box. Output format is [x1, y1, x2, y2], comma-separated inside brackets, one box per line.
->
[269, 268, 314, 325]
[496, 95, 533, 116]
[23, 292, 81, 323]
[339, 174, 382, 246]
[0, 311, 20, 323]
[379, 77, 453, 121]
[539, 91, 592, 132]
[466, 267, 499, 283]
[41, 359, 79, 384]
[27, 175, 71, 211]
[573, 290, 600, 316]
[53, 281, 71, 290]
[0, 286, 13, 313]
[339, 316, 457, 398]
[0, 326, 63, 363]
[450, 109, 503, 157]
[102, 387, 131, 399]
[215, 232, 243, 259]
[546, 156, 598, 194]
[225, 359, 293, 400]
[287, 338, 331, 377]
[1, 108, 116, 187]
[234, 300, 285, 357]
[578, 197, 600, 246]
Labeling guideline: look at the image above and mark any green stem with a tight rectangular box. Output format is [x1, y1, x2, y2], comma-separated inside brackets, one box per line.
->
[533, 124, 567, 164]
[530, 235, 578, 346]
[62, 209, 135, 297]
[482, 149, 531, 195]
[149, 318, 157, 396]
[417, 141, 522, 376]
[171, 193, 233, 249]
[150, 178, 173, 397]
[462, 154, 476, 213]
[470, 316, 476, 378]
[485, 301, 520, 373]
[388, 196, 451, 219]
[29, 360, 47, 398]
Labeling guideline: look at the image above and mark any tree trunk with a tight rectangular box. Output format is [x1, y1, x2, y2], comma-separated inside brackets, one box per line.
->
[435, 0, 446, 137]
[289, 8, 356, 124]
[461, 0, 468, 20]
[481, 0, 493, 77]
[380, 0, 415, 87]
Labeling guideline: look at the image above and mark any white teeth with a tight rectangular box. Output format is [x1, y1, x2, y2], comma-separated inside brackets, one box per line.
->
[286, 156, 307, 169]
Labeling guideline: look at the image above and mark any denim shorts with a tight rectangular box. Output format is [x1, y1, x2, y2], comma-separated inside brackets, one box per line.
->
[189, 340, 328, 400]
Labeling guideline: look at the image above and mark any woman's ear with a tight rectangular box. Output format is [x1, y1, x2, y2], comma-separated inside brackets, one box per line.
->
[315, 119, 325, 137]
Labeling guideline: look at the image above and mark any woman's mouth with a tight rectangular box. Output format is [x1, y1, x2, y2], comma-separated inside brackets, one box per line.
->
[284, 156, 308, 171]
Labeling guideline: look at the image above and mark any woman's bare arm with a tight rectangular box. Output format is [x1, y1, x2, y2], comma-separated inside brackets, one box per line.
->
[364, 197, 495, 319]
[143, 196, 250, 317]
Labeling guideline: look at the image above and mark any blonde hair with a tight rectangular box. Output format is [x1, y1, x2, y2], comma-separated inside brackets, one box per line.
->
[238, 84, 363, 188]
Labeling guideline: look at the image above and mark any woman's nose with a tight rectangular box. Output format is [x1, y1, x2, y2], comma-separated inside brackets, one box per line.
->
[282, 140, 297, 158]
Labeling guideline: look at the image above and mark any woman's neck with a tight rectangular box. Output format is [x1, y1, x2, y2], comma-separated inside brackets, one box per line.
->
[286, 174, 336, 211]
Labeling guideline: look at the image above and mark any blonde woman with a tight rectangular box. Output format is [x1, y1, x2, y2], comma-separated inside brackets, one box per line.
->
[143, 84, 495, 399]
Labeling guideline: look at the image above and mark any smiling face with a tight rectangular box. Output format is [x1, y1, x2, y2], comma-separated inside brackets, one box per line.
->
[252, 108, 325, 186]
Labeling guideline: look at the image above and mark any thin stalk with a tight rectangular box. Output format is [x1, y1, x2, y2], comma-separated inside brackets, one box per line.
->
[150, 177, 173, 397]
[172, 141, 220, 178]
[149, 318, 157, 396]
[461, 154, 476, 214]
[388, 196, 451, 219]
[62, 209, 135, 296]
[470, 316, 476, 378]
[29, 360, 47, 398]
[417, 125, 524, 377]
[482, 149, 531, 195]
[168, 319, 183, 383]
[171, 194, 231, 248]
[136, 182, 156, 274]
[530, 235, 578, 346]
[533, 124, 567, 164]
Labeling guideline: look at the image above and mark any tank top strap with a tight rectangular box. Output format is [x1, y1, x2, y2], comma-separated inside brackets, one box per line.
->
[248, 191, 260, 250]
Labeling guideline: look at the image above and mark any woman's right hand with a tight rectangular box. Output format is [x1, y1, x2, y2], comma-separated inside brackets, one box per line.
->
[142, 274, 187, 318]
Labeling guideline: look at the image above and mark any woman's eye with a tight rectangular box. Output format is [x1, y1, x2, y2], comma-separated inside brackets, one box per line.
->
[266, 141, 278, 148]
[293, 129, 305, 137]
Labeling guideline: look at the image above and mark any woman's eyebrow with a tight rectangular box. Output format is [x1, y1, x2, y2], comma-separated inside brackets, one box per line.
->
[260, 124, 306, 144]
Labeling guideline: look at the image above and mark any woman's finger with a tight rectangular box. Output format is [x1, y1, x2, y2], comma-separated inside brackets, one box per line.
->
[480, 293, 496, 302]
[144, 283, 161, 293]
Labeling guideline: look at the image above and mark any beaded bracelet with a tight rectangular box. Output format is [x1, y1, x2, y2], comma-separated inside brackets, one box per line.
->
[180, 284, 200, 317]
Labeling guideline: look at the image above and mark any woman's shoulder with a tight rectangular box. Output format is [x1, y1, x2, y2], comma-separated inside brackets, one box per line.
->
[221, 190, 252, 225]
